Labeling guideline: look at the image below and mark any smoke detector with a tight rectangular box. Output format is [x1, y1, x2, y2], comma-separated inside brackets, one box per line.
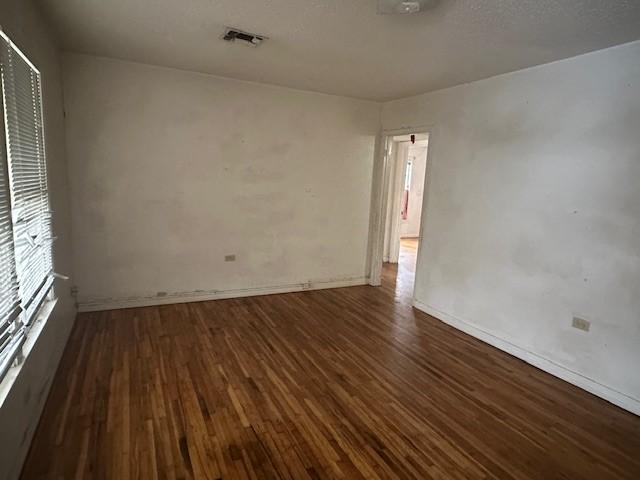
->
[222, 27, 266, 47]
[377, 0, 438, 15]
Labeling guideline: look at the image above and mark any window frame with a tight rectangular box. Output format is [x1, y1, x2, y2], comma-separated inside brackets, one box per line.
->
[0, 29, 57, 389]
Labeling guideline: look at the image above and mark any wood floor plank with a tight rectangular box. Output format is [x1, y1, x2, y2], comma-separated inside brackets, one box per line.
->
[21, 239, 640, 479]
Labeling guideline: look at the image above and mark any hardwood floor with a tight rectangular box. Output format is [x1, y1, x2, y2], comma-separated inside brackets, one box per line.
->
[22, 239, 640, 479]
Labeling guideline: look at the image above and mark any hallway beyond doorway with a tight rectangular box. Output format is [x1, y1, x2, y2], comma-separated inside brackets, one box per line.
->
[382, 238, 418, 301]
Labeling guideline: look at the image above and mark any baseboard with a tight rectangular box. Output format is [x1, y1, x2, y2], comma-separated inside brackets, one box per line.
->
[413, 300, 640, 417]
[78, 276, 369, 312]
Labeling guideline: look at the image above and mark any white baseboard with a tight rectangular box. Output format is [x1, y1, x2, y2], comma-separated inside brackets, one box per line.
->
[77, 276, 368, 312]
[413, 300, 640, 417]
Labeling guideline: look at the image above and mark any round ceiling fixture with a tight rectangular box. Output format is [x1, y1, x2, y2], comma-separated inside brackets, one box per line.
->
[377, 0, 438, 15]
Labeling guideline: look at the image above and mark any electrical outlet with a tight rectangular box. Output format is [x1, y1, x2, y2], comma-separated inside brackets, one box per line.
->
[572, 316, 591, 332]
[225, 254, 236, 262]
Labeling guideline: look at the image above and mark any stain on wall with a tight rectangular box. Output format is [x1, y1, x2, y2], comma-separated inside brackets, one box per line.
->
[62, 54, 380, 306]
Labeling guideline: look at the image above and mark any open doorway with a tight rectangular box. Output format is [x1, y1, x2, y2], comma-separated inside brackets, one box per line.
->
[368, 129, 431, 300]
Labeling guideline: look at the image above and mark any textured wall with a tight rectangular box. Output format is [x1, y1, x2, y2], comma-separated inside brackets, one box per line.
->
[383, 40, 640, 414]
[63, 54, 380, 309]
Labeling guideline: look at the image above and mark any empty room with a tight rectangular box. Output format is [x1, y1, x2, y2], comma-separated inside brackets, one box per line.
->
[0, 0, 639, 478]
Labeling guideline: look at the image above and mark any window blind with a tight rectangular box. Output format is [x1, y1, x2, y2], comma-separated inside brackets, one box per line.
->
[0, 89, 21, 380]
[0, 32, 54, 381]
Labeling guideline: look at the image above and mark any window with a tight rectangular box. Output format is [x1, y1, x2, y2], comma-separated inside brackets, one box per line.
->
[404, 159, 413, 191]
[0, 32, 55, 382]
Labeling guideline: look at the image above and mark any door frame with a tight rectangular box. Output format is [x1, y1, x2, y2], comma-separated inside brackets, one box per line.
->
[367, 124, 435, 304]
[384, 140, 410, 264]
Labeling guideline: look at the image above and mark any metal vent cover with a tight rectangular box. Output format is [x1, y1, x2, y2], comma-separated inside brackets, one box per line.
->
[222, 27, 266, 47]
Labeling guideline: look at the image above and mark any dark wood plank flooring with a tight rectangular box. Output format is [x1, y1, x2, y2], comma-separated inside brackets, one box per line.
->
[21, 239, 640, 479]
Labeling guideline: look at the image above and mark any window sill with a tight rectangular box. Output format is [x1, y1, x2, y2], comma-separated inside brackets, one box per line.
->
[0, 298, 58, 407]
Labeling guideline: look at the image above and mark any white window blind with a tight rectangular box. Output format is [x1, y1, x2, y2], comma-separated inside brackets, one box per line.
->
[0, 85, 21, 380]
[0, 32, 55, 381]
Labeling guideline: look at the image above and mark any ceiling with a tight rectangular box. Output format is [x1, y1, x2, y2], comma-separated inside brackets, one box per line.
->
[38, 0, 640, 101]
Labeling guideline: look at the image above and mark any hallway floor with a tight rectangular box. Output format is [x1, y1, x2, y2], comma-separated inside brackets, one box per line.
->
[395, 237, 418, 296]
[21, 240, 640, 479]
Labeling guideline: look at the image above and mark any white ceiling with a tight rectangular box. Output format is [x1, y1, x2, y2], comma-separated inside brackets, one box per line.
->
[39, 0, 640, 101]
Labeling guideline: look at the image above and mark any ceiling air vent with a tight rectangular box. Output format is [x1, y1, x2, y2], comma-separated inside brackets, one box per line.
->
[222, 27, 266, 47]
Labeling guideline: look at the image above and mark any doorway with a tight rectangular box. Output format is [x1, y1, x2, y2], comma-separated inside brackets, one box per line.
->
[368, 129, 431, 301]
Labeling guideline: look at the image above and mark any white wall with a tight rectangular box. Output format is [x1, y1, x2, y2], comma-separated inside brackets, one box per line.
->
[382, 40, 640, 415]
[0, 1, 76, 479]
[400, 144, 427, 238]
[63, 54, 380, 309]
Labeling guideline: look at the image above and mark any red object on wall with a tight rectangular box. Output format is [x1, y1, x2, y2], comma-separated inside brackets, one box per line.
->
[401, 189, 409, 220]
